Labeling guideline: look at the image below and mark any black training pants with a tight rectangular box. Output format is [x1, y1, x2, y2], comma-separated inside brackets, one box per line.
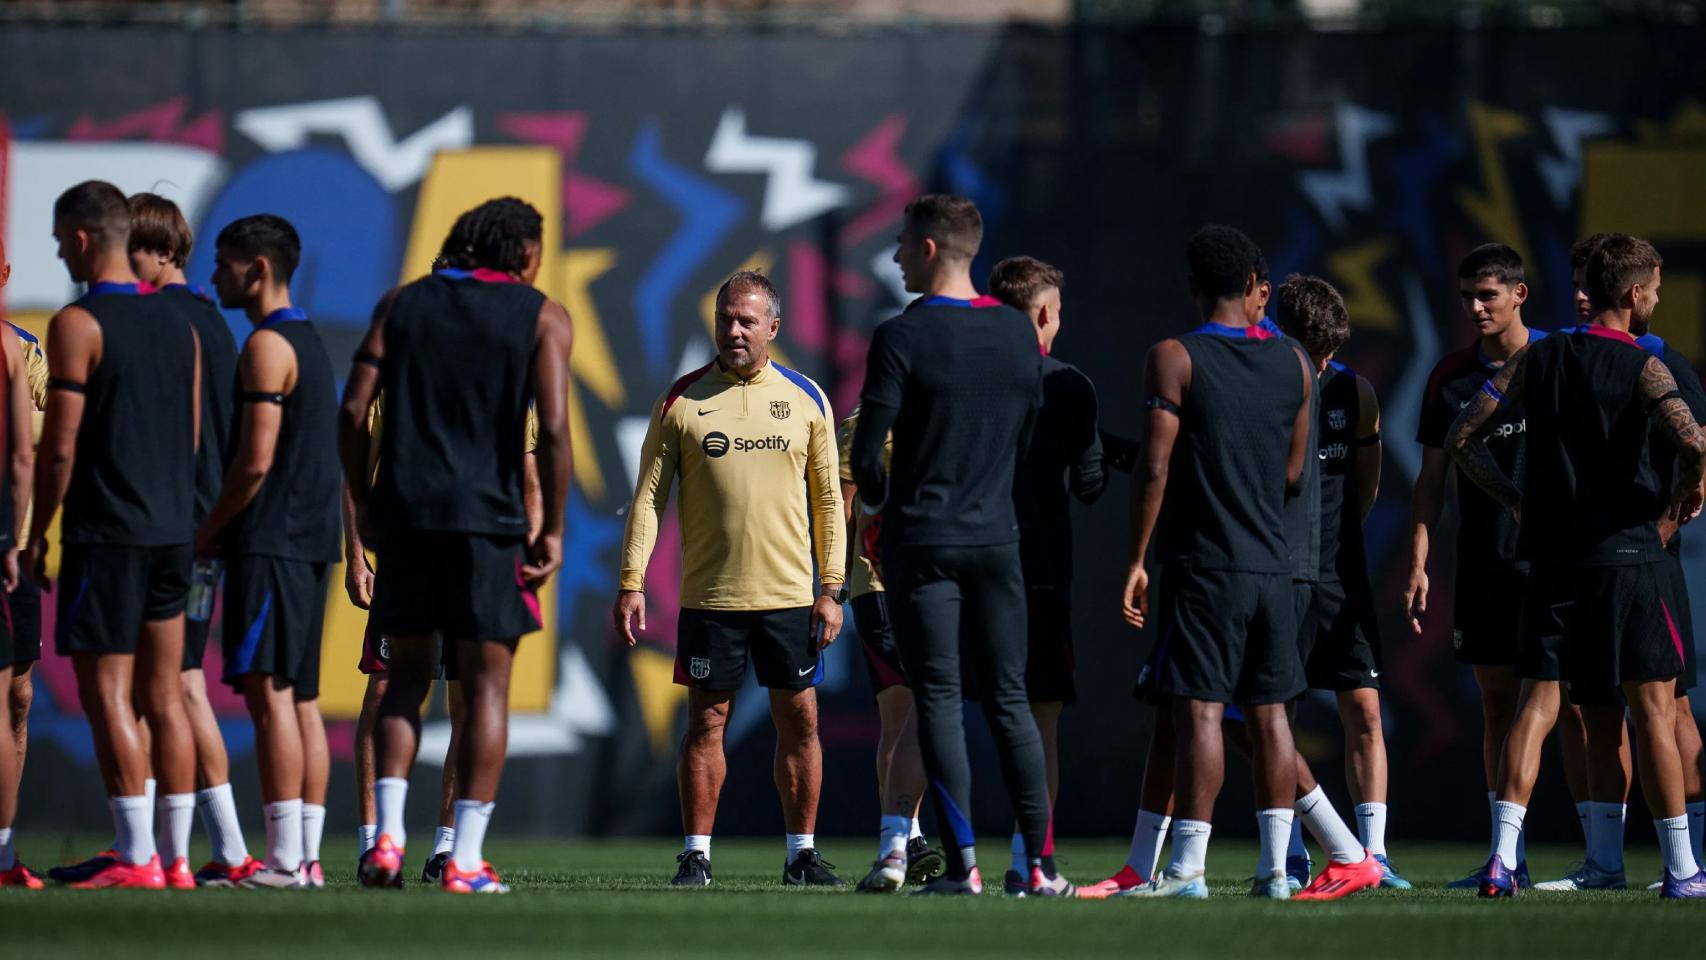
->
[883, 541, 1050, 877]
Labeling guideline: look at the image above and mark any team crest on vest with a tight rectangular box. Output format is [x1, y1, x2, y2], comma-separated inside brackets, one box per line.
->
[1327, 408, 1347, 431]
[689, 657, 712, 680]
[770, 400, 791, 420]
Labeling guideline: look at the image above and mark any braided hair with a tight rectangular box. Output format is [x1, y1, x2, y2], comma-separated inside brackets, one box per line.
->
[436, 197, 544, 275]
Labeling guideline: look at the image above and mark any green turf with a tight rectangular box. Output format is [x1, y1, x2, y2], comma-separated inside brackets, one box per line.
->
[6, 837, 1703, 957]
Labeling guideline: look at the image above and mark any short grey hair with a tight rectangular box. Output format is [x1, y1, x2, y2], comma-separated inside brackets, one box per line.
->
[716, 269, 781, 320]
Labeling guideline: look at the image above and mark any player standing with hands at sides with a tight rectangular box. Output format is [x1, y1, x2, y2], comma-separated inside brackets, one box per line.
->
[344, 198, 572, 894]
[850, 195, 1066, 896]
[1122, 227, 1363, 900]
[1404, 245, 1548, 889]
[0, 237, 38, 888]
[196, 215, 340, 889]
[124, 193, 260, 889]
[1449, 234, 1706, 899]
[616, 271, 845, 888]
[987, 255, 1108, 895]
[26, 181, 201, 890]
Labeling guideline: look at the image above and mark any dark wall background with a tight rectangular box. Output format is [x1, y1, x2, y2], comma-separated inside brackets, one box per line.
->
[2, 20, 1703, 846]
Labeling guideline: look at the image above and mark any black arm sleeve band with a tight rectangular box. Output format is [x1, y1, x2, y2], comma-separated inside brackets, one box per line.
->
[1648, 389, 1685, 414]
[1144, 395, 1181, 416]
[1355, 432, 1381, 447]
[47, 378, 86, 394]
[241, 391, 286, 405]
[352, 351, 382, 368]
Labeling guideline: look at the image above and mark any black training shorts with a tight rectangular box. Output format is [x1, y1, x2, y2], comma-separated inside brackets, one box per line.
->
[56, 543, 193, 656]
[1305, 577, 1384, 692]
[851, 591, 906, 700]
[370, 532, 540, 641]
[676, 606, 820, 692]
[1520, 561, 1685, 690]
[1138, 564, 1303, 706]
[222, 554, 330, 699]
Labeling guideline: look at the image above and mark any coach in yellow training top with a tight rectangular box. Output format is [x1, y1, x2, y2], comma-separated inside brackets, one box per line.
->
[614, 270, 847, 886]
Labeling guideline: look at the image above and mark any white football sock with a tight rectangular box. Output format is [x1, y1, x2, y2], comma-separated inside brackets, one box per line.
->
[1010, 831, 1026, 876]
[1126, 809, 1171, 879]
[302, 804, 326, 864]
[909, 818, 923, 840]
[145, 778, 157, 810]
[1256, 808, 1294, 877]
[1296, 786, 1366, 864]
[0, 826, 15, 870]
[359, 824, 378, 854]
[1354, 802, 1388, 857]
[264, 799, 304, 872]
[375, 777, 408, 849]
[879, 815, 909, 859]
[1659, 815, 1700, 881]
[434, 825, 457, 857]
[112, 795, 155, 865]
[1492, 801, 1526, 866]
[1287, 816, 1307, 860]
[158, 792, 195, 863]
[1168, 819, 1211, 878]
[786, 833, 814, 861]
[196, 783, 250, 865]
[1687, 801, 1705, 868]
[450, 800, 494, 874]
[1575, 801, 1591, 847]
[685, 834, 711, 859]
[1586, 801, 1625, 872]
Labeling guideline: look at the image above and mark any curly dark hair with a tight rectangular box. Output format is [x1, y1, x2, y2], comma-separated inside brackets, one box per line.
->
[1186, 225, 1262, 301]
[437, 197, 544, 275]
[1275, 273, 1350, 360]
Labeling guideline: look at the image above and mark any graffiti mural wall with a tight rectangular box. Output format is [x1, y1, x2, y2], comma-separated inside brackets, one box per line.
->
[2, 22, 1703, 839]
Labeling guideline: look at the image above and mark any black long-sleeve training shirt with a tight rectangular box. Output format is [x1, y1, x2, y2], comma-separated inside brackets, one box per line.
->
[1015, 354, 1107, 587]
[851, 294, 1043, 548]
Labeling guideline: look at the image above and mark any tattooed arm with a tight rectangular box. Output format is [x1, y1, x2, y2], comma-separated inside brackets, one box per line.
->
[1446, 345, 1530, 517]
[1640, 354, 1706, 523]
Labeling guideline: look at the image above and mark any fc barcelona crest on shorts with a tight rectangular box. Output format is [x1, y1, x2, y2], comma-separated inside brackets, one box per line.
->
[690, 657, 712, 680]
[770, 400, 791, 420]
[1328, 408, 1347, 431]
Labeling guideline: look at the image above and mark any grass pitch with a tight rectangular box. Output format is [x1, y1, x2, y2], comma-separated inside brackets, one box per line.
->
[7, 837, 1703, 958]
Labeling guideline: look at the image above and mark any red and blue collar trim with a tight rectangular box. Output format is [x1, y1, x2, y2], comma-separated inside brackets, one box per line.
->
[437, 267, 521, 285]
[86, 281, 156, 296]
[1560, 323, 1639, 346]
[165, 282, 216, 303]
[1189, 320, 1276, 340]
[915, 294, 1004, 309]
[258, 306, 308, 330]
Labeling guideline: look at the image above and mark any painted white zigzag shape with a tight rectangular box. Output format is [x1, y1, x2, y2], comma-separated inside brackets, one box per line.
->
[1299, 104, 1396, 231]
[1385, 272, 1441, 486]
[705, 107, 849, 232]
[235, 96, 473, 193]
[1537, 108, 1615, 209]
[417, 645, 615, 761]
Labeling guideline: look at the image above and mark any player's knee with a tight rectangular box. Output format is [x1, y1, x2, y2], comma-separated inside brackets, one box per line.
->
[9, 676, 31, 722]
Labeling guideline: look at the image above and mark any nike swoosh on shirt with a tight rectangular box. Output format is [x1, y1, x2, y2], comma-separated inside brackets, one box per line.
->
[697, 408, 718, 416]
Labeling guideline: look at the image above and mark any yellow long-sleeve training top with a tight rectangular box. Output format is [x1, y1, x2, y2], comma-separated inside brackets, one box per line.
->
[835, 406, 888, 600]
[620, 358, 843, 611]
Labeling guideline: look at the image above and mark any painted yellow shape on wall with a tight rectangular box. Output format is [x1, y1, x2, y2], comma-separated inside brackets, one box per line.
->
[1325, 237, 1399, 332]
[316, 556, 556, 720]
[628, 645, 687, 757]
[1456, 102, 1533, 273]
